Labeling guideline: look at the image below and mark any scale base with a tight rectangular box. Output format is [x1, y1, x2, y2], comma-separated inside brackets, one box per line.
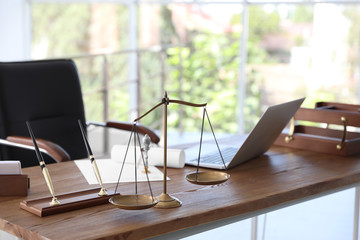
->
[154, 193, 182, 208]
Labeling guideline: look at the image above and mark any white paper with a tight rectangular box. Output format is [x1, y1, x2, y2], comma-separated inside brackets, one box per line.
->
[75, 159, 167, 185]
[0, 161, 22, 174]
[111, 145, 185, 168]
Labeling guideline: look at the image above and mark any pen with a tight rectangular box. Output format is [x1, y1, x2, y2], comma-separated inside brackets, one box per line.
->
[26, 121, 60, 206]
[78, 120, 108, 196]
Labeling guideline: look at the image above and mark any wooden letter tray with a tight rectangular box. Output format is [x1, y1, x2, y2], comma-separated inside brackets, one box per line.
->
[274, 102, 360, 156]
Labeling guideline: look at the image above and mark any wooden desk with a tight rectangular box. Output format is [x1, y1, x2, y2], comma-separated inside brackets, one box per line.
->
[1, 145, 360, 240]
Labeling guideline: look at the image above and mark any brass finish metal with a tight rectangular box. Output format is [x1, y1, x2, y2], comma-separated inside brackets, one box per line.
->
[134, 95, 207, 122]
[152, 92, 183, 208]
[42, 165, 60, 206]
[50, 197, 60, 206]
[153, 92, 183, 208]
[91, 156, 108, 196]
[111, 124, 157, 210]
[142, 166, 150, 174]
[131, 92, 221, 208]
[109, 195, 158, 210]
[336, 116, 347, 150]
[98, 187, 108, 197]
[186, 172, 230, 185]
[27, 122, 60, 207]
[78, 120, 108, 197]
[134, 102, 164, 122]
[154, 193, 182, 209]
[163, 92, 168, 196]
[283, 115, 348, 151]
[285, 117, 295, 143]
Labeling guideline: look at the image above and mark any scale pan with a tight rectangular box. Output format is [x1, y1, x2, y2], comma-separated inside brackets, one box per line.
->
[109, 194, 158, 210]
[186, 172, 230, 185]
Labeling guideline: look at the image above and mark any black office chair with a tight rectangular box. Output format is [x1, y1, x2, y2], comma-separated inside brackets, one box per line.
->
[0, 59, 160, 168]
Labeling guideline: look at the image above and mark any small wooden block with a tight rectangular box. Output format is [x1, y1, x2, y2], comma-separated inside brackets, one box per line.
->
[0, 175, 29, 196]
[20, 188, 118, 217]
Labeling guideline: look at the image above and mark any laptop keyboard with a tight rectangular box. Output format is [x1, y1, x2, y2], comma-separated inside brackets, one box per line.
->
[188, 147, 238, 165]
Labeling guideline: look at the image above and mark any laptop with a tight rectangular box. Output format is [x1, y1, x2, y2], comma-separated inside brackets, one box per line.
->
[184, 97, 305, 169]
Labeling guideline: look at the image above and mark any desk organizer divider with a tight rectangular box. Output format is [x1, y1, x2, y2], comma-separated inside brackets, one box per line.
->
[0, 174, 29, 196]
[20, 188, 118, 217]
[274, 101, 360, 156]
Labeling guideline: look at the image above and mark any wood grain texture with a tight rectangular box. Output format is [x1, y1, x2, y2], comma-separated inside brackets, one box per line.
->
[1, 143, 360, 240]
[0, 175, 29, 196]
[20, 188, 117, 217]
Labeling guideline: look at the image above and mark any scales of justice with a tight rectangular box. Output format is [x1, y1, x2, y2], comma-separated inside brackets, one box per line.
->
[20, 92, 230, 216]
[109, 92, 230, 210]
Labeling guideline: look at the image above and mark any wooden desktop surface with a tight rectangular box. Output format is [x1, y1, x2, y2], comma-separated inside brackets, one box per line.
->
[1, 144, 360, 240]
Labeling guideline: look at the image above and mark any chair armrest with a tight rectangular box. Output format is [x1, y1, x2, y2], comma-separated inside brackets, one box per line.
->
[88, 121, 160, 144]
[5, 136, 71, 163]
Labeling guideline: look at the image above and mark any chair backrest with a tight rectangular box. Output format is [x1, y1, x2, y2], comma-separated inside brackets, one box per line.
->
[0, 59, 88, 167]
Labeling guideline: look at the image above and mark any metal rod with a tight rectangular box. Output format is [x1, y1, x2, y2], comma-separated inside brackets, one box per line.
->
[115, 124, 135, 194]
[251, 216, 258, 240]
[353, 186, 360, 240]
[205, 108, 228, 173]
[134, 124, 138, 195]
[163, 93, 168, 194]
[196, 107, 206, 180]
[0, 139, 56, 161]
[262, 214, 267, 240]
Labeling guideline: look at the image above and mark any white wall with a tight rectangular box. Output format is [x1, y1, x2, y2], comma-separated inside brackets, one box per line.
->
[0, 0, 31, 61]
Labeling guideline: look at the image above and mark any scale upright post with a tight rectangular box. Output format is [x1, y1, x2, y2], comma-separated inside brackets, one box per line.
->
[155, 92, 182, 208]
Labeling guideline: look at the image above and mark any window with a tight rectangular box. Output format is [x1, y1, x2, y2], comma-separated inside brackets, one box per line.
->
[29, 0, 360, 134]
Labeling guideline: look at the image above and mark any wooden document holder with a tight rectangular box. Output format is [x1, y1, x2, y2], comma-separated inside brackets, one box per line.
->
[275, 102, 360, 156]
[0, 174, 29, 196]
[20, 188, 118, 217]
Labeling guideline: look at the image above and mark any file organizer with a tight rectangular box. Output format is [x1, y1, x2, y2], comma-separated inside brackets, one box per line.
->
[274, 102, 360, 156]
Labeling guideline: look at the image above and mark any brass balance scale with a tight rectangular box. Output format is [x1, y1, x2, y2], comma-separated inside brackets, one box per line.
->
[109, 92, 230, 210]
